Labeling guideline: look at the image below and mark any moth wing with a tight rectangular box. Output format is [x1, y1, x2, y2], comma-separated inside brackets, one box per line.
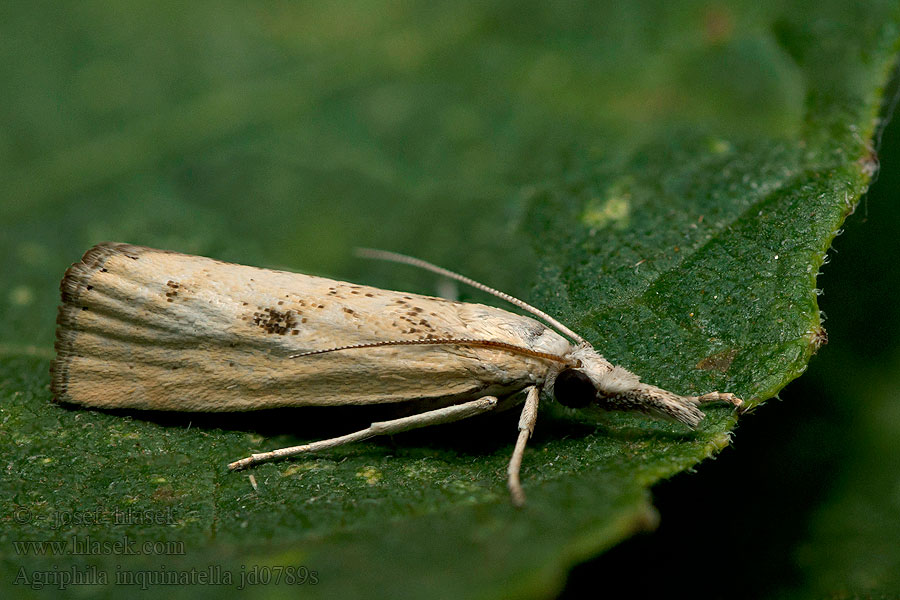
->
[52, 243, 572, 411]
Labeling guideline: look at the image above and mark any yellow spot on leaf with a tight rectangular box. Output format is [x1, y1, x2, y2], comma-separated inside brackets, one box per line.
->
[709, 432, 732, 452]
[582, 179, 632, 230]
[356, 466, 382, 486]
[709, 137, 732, 154]
[9, 286, 34, 306]
[403, 463, 439, 479]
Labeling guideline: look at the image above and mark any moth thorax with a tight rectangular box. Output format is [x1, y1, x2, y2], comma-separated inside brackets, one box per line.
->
[553, 368, 596, 409]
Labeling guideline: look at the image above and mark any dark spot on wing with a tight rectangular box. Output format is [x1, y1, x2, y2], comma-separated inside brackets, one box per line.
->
[165, 280, 181, 303]
[252, 307, 298, 335]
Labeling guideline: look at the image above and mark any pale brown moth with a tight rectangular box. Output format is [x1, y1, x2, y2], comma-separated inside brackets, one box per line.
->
[51, 242, 742, 506]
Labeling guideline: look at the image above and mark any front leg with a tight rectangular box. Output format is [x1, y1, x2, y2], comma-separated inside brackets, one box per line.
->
[686, 391, 742, 406]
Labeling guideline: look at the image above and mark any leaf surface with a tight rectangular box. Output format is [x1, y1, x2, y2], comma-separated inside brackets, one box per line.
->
[1, 2, 898, 598]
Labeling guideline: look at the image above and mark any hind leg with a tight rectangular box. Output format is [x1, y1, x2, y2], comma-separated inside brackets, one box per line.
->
[228, 395, 500, 471]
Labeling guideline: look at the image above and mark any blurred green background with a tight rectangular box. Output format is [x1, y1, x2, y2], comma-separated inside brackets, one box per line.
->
[1, 1, 899, 598]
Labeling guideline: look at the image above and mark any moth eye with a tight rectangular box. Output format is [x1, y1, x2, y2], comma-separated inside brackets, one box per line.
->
[553, 368, 596, 409]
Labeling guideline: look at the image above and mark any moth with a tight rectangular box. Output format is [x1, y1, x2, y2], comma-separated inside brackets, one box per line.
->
[51, 242, 741, 505]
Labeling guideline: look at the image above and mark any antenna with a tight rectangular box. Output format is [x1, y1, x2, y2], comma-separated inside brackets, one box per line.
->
[355, 248, 586, 345]
[288, 337, 574, 364]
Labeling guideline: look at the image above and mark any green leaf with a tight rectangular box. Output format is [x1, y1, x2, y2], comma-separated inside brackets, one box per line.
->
[1, 2, 898, 598]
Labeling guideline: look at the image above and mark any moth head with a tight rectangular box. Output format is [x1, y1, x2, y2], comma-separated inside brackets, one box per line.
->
[552, 347, 640, 409]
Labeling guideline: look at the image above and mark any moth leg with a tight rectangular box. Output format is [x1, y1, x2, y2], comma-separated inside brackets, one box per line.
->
[228, 395, 499, 471]
[684, 391, 743, 407]
[507, 385, 540, 507]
